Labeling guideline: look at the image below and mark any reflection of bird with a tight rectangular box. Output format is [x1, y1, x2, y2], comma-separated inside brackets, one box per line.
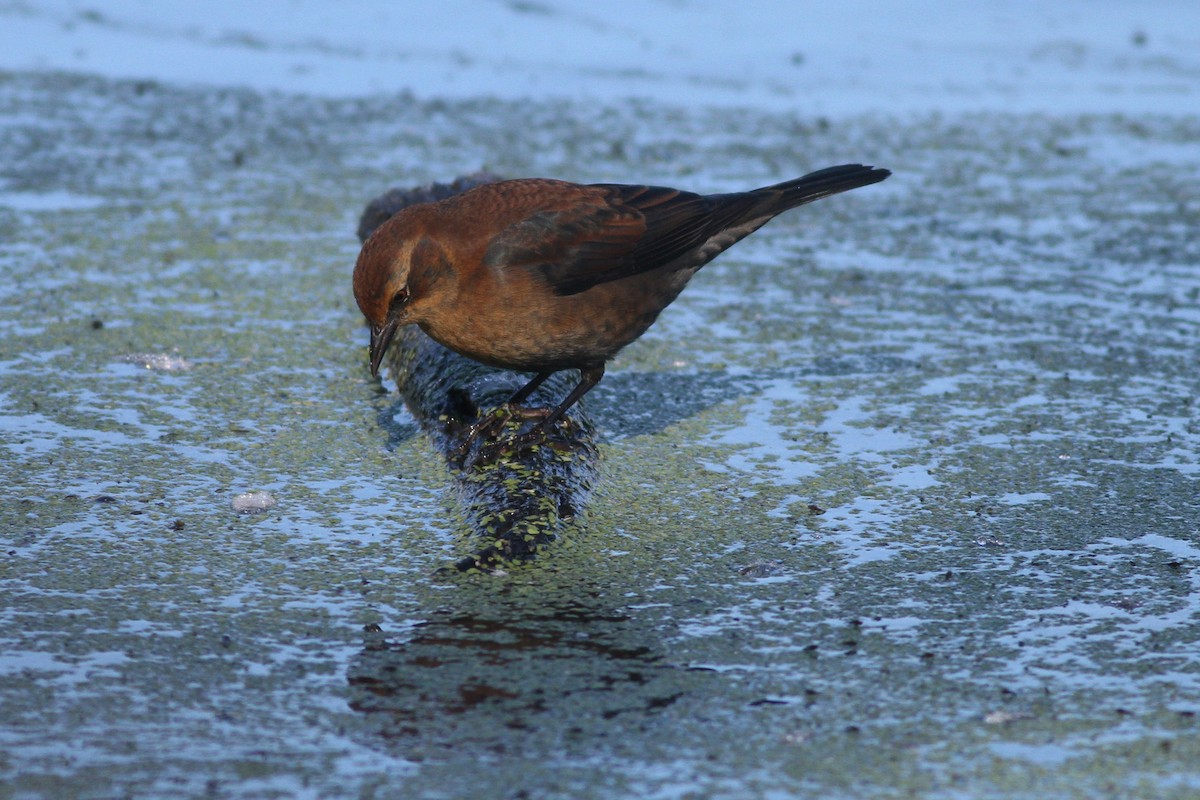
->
[354, 164, 890, 435]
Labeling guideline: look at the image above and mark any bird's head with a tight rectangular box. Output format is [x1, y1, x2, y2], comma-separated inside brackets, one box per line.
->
[353, 210, 458, 377]
[353, 216, 418, 377]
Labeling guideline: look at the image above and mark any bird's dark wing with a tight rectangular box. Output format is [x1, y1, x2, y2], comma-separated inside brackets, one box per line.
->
[484, 183, 756, 296]
[481, 166, 889, 296]
[482, 192, 644, 296]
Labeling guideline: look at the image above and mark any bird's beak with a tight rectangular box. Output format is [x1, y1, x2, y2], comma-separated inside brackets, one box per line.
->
[368, 318, 400, 377]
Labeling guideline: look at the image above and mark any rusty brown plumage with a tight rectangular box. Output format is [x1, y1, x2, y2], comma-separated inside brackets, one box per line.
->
[353, 164, 890, 434]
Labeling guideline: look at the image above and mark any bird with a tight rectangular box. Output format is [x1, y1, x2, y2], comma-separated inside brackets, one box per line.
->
[354, 164, 890, 442]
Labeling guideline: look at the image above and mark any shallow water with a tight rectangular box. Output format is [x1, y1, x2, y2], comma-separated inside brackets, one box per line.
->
[2, 71, 1199, 798]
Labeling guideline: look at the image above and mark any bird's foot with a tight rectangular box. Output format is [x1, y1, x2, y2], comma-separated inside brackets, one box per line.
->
[452, 404, 560, 466]
[451, 407, 514, 463]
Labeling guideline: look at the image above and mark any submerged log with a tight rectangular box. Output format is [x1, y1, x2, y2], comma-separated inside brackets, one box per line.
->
[357, 173, 600, 571]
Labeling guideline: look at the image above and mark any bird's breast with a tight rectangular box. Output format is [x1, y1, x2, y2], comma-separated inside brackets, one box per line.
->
[418, 266, 693, 372]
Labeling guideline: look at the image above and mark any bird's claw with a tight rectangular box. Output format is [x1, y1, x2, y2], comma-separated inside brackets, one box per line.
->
[451, 404, 561, 467]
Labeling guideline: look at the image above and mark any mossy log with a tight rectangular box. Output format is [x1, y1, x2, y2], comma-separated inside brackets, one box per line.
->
[357, 173, 600, 571]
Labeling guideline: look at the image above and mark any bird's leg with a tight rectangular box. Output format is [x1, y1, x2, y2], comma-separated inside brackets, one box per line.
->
[457, 365, 605, 466]
[451, 371, 556, 463]
[506, 370, 554, 407]
[521, 363, 605, 437]
[487, 364, 604, 455]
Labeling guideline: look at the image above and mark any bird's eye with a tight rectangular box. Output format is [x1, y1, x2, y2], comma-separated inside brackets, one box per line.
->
[389, 287, 410, 311]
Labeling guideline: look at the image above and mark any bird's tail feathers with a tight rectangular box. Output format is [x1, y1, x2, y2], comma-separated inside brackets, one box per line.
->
[763, 164, 891, 212]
